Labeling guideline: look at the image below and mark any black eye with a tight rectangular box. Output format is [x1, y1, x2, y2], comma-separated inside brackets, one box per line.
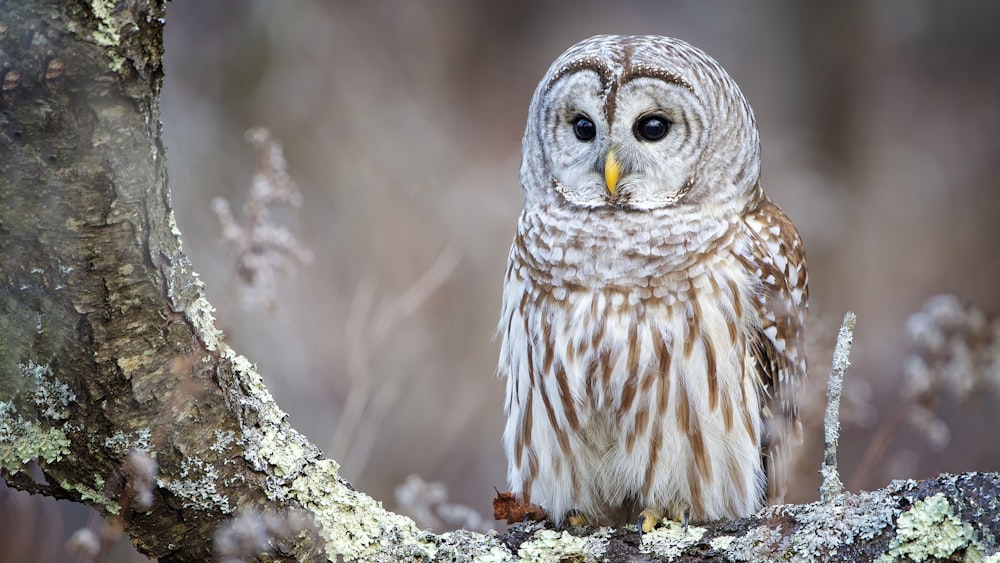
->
[572, 115, 596, 141]
[634, 115, 671, 142]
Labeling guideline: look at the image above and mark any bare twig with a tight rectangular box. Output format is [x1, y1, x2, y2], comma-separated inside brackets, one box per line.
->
[820, 311, 856, 503]
[331, 247, 460, 476]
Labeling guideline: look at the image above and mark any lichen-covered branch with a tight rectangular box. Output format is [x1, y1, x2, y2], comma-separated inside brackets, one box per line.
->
[820, 311, 856, 503]
[490, 473, 1000, 562]
[1, 2, 998, 562]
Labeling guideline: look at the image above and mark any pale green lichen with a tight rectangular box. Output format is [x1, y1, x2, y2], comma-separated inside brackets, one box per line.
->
[720, 490, 899, 561]
[710, 534, 735, 551]
[159, 456, 231, 513]
[0, 362, 76, 473]
[639, 521, 706, 559]
[88, 0, 127, 71]
[471, 544, 517, 563]
[61, 478, 118, 515]
[164, 239, 202, 310]
[168, 210, 183, 238]
[516, 527, 611, 563]
[186, 296, 223, 352]
[433, 529, 513, 562]
[89, 0, 119, 45]
[289, 458, 436, 561]
[0, 402, 71, 472]
[221, 344, 315, 496]
[253, 419, 311, 478]
[879, 493, 982, 562]
[786, 490, 896, 561]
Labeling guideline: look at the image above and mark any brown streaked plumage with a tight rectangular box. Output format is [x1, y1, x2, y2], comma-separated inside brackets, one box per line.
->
[498, 35, 808, 528]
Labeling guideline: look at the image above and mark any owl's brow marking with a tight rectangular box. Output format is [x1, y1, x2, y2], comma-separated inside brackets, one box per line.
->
[547, 58, 613, 93]
[620, 66, 695, 93]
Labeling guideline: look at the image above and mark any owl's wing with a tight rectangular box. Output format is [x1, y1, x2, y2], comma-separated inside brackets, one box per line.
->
[741, 193, 809, 505]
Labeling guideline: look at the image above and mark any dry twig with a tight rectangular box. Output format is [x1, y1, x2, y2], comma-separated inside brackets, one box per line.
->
[820, 311, 856, 503]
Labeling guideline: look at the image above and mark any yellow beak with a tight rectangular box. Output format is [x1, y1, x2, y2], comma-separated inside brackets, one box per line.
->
[604, 150, 621, 196]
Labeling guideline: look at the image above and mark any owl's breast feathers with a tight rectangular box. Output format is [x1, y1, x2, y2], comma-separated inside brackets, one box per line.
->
[499, 193, 807, 523]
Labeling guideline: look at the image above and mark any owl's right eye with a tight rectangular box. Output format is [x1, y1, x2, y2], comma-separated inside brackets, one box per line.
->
[572, 115, 596, 141]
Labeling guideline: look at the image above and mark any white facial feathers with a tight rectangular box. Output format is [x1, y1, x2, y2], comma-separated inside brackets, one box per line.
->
[521, 35, 760, 211]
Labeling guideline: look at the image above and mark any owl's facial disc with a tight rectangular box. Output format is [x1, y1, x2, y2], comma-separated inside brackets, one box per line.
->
[541, 68, 708, 211]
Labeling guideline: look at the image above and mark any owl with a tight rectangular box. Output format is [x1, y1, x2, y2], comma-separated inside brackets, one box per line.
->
[497, 35, 808, 533]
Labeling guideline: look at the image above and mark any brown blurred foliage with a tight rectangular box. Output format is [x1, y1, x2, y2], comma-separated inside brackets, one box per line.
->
[4, 2, 1000, 561]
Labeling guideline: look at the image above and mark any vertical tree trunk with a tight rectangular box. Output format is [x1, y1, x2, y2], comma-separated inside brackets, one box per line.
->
[0, 1, 330, 559]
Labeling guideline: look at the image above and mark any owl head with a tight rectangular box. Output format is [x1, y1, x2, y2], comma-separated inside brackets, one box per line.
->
[521, 35, 760, 212]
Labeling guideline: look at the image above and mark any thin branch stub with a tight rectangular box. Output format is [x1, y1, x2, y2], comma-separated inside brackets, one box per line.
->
[820, 311, 856, 503]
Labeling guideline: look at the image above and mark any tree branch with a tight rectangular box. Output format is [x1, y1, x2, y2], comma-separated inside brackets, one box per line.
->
[820, 311, 855, 503]
[0, 2, 997, 562]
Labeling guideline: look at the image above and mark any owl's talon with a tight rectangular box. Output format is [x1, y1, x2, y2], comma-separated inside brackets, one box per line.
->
[565, 509, 587, 527]
[638, 508, 663, 541]
[682, 507, 690, 534]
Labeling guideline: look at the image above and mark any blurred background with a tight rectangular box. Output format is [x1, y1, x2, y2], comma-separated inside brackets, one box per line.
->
[4, 1, 1000, 560]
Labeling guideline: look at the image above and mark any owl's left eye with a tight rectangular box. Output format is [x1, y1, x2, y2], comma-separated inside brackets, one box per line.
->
[572, 115, 596, 141]
[634, 115, 671, 142]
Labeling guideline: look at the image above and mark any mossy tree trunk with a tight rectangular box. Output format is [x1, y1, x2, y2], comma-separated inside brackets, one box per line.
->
[1, 2, 999, 562]
[0, 1, 330, 560]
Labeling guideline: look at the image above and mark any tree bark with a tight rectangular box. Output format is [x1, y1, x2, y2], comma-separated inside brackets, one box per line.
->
[0, 2, 998, 562]
[0, 1, 331, 560]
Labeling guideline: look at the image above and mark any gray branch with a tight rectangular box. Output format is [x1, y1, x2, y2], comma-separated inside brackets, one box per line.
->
[0, 1, 997, 561]
[820, 311, 856, 503]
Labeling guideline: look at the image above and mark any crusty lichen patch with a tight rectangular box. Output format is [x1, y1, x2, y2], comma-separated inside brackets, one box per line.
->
[289, 458, 436, 561]
[158, 456, 232, 513]
[214, 343, 448, 560]
[88, 0, 120, 46]
[434, 529, 512, 562]
[878, 493, 983, 562]
[23, 360, 76, 420]
[710, 534, 735, 551]
[639, 520, 706, 559]
[720, 490, 899, 561]
[790, 491, 898, 556]
[103, 428, 152, 455]
[220, 345, 317, 498]
[61, 477, 118, 515]
[253, 415, 312, 479]
[0, 401, 71, 470]
[185, 295, 224, 352]
[516, 527, 609, 562]
[0, 361, 75, 473]
[86, 0, 128, 72]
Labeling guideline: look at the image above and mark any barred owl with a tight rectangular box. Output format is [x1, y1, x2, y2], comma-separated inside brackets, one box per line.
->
[497, 35, 808, 531]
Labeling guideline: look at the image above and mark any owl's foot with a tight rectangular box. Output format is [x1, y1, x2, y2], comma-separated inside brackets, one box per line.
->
[565, 509, 588, 527]
[637, 506, 690, 541]
[637, 508, 663, 541]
